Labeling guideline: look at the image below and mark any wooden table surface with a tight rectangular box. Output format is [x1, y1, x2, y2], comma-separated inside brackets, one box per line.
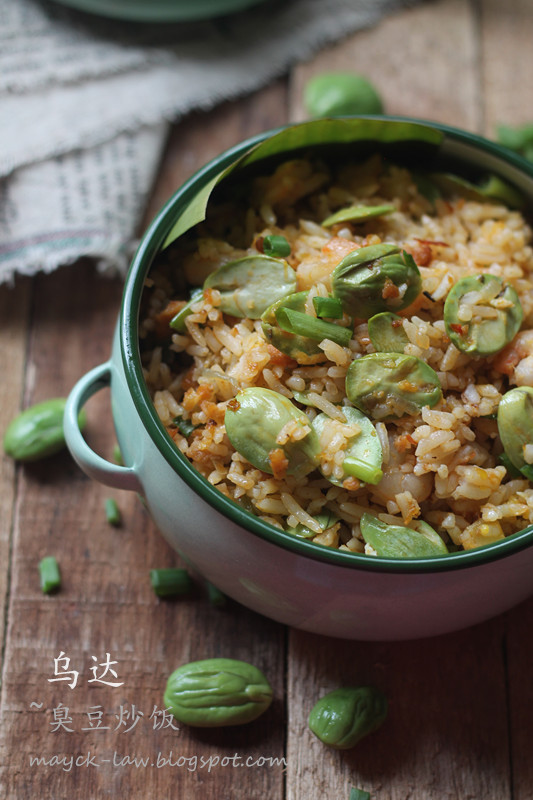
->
[2, 0, 533, 797]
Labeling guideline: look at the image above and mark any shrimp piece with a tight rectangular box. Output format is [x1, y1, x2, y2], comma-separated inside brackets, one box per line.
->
[296, 236, 359, 291]
[371, 435, 433, 504]
[373, 464, 433, 505]
[322, 236, 360, 261]
[493, 330, 533, 386]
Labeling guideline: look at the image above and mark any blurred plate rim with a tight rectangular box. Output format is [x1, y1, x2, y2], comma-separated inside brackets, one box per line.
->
[51, 0, 266, 22]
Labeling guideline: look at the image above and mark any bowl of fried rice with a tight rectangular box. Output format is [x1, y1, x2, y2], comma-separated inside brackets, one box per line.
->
[65, 116, 533, 640]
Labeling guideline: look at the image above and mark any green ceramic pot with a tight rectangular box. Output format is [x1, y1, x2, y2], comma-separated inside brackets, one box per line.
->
[65, 117, 533, 640]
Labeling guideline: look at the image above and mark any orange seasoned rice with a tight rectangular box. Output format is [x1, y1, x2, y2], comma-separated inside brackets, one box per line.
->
[140, 155, 533, 555]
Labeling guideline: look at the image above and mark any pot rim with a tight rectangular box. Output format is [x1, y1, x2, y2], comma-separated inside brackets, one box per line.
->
[122, 115, 533, 574]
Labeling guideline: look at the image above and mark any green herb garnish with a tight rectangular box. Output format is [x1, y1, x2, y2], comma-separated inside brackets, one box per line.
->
[342, 456, 383, 485]
[172, 416, 200, 437]
[520, 464, 533, 481]
[206, 581, 227, 607]
[349, 789, 371, 800]
[150, 568, 193, 598]
[105, 498, 121, 527]
[312, 296, 343, 319]
[498, 452, 522, 478]
[262, 234, 291, 258]
[39, 556, 61, 594]
[275, 307, 352, 347]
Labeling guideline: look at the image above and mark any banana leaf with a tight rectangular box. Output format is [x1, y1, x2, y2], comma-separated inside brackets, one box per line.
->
[161, 117, 444, 250]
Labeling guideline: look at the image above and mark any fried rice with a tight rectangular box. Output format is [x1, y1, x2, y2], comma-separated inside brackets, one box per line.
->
[139, 155, 533, 555]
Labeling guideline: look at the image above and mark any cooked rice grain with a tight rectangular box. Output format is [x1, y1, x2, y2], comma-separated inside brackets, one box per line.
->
[141, 156, 533, 555]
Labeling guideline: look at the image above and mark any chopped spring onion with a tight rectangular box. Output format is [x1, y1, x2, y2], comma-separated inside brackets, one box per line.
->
[150, 568, 193, 598]
[520, 464, 533, 481]
[343, 456, 383, 485]
[262, 234, 291, 258]
[105, 498, 122, 526]
[291, 390, 314, 406]
[498, 452, 522, 478]
[288, 510, 339, 539]
[173, 416, 200, 438]
[206, 581, 227, 607]
[275, 307, 353, 347]
[113, 444, 124, 465]
[349, 789, 370, 800]
[39, 556, 61, 594]
[312, 296, 343, 319]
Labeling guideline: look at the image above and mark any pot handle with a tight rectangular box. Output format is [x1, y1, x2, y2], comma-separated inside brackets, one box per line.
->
[64, 362, 143, 493]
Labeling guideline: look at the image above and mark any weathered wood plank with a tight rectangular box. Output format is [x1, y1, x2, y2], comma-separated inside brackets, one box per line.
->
[290, 0, 480, 132]
[480, 0, 533, 136]
[479, 1, 533, 798]
[285, 4, 515, 800]
[1, 82, 290, 800]
[3, 1, 533, 796]
[505, 599, 533, 800]
[0, 262, 286, 798]
[288, 623, 510, 800]
[0, 263, 128, 799]
[0, 278, 31, 666]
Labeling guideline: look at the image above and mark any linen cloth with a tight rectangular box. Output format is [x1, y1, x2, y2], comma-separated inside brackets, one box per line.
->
[0, 0, 421, 283]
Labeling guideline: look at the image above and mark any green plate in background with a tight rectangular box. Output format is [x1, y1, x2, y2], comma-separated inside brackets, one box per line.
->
[52, 0, 266, 22]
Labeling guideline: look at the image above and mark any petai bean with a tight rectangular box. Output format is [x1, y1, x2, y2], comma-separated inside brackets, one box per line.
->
[308, 686, 388, 749]
[311, 407, 383, 486]
[360, 513, 448, 558]
[224, 387, 320, 478]
[332, 244, 421, 319]
[164, 658, 273, 727]
[443, 274, 522, 356]
[497, 386, 533, 473]
[304, 72, 383, 118]
[203, 255, 296, 319]
[345, 352, 442, 420]
[3, 398, 87, 462]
